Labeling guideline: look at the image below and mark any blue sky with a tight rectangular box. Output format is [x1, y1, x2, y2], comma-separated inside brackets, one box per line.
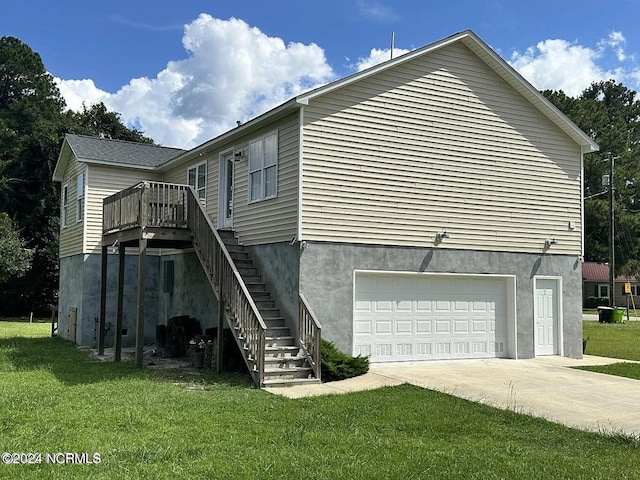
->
[3, 0, 640, 148]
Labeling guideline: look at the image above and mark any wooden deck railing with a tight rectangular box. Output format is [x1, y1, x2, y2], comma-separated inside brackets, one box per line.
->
[103, 181, 189, 233]
[298, 293, 322, 382]
[186, 187, 267, 386]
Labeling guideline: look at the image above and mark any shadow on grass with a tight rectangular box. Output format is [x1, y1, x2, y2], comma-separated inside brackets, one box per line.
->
[0, 335, 254, 388]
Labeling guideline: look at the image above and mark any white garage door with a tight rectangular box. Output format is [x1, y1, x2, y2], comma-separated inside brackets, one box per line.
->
[354, 273, 509, 362]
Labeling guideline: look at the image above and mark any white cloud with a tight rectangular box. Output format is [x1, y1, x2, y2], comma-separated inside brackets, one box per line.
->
[599, 31, 628, 62]
[54, 78, 110, 112]
[509, 39, 605, 96]
[357, 0, 399, 22]
[354, 47, 412, 71]
[56, 14, 334, 148]
[508, 33, 640, 96]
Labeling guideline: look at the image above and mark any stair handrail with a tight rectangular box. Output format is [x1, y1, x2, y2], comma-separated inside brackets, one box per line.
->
[298, 292, 322, 382]
[185, 186, 267, 386]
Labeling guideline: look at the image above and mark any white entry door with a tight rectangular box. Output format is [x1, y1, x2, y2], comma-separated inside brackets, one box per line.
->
[535, 279, 559, 356]
[219, 151, 234, 229]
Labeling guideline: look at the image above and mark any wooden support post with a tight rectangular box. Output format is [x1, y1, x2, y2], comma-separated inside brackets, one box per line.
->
[216, 250, 224, 372]
[115, 242, 125, 362]
[98, 244, 108, 355]
[135, 238, 147, 368]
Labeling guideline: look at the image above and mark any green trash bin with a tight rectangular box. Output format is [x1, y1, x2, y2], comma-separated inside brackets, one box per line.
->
[613, 307, 626, 323]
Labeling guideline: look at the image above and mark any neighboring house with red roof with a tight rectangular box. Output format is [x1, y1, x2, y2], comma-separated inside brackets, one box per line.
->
[582, 261, 639, 306]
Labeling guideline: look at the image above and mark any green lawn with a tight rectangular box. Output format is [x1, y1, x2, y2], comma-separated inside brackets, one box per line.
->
[580, 320, 640, 380]
[0, 320, 639, 479]
[583, 320, 640, 361]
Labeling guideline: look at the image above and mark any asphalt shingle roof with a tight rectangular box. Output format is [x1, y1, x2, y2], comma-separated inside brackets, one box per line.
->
[65, 134, 185, 168]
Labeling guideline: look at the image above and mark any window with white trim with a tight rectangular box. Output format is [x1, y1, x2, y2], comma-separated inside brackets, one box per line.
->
[76, 173, 85, 222]
[630, 285, 639, 296]
[598, 284, 609, 298]
[61, 184, 69, 228]
[249, 131, 278, 202]
[188, 162, 207, 206]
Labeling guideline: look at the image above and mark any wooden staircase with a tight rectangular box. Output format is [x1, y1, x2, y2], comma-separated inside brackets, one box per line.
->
[217, 231, 319, 386]
[101, 181, 322, 387]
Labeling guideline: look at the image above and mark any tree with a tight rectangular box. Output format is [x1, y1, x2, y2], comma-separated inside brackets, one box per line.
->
[0, 213, 32, 284]
[543, 80, 640, 270]
[0, 36, 66, 314]
[66, 102, 153, 144]
[0, 36, 157, 315]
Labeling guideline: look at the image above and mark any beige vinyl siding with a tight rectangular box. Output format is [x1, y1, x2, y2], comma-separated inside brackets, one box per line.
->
[302, 42, 582, 255]
[85, 165, 161, 254]
[233, 113, 299, 245]
[163, 113, 299, 246]
[59, 152, 83, 258]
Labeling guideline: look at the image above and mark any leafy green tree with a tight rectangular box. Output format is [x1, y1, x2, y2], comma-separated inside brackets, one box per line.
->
[66, 102, 153, 144]
[0, 213, 32, 283]
[0, 36, 156, 315]
[543, 81, 640, 270]
[0, 36, 65, 314]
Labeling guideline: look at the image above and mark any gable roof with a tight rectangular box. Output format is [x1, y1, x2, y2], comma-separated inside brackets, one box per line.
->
[53, 134, 185, 181]
[582, 262, 636, 282]
[163, 29, 598, 169]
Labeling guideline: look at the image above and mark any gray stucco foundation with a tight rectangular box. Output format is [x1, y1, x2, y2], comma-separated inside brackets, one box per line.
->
[58, 250, 218, 348]
[299, 242, 582, 359]
[157, 251, 218, 331]
[59, 253, 160, 347]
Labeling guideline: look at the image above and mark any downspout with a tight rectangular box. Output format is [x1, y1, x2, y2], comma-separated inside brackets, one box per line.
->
[297, 106, 305, 242]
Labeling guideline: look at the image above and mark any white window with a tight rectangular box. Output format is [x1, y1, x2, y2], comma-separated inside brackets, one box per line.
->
[76, 173, 85, 222]
[631, 285, 639, 296]
[61, 184, 69, 228]
[598, 284, 609, 298]
[188, 162, 207, 206]
[249, 131, 278, 202]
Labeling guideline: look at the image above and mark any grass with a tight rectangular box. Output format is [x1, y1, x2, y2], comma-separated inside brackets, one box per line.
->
[579, 320, 640, 380]
[582, 321, 640, 361]
[1, 321, 639, 479]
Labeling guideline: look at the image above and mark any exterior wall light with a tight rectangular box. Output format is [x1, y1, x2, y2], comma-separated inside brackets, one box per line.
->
[436, 230, 450, 240]
[545, 238, 558, 247]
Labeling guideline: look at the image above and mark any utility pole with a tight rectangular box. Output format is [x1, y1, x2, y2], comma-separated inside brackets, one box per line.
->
[609, 153, 616, 307]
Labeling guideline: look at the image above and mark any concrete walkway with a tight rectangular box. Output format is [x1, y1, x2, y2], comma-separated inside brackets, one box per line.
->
[265, 355, 640, 437]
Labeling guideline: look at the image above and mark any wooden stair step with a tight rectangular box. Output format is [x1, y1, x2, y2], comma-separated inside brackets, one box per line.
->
[243, 275, 262, 283]
[233, 258, 253, 266]
[262, 377, 321, 387]
[265, 345, 300, 357]
[265, 326, 290, 336]
[265, 335, 295, 343]
[238, 267, 258, 276]
[264, 355, 308, 367]
[263, 369, 316, 382]
[254, 299, 276, 308]
[262, 317, 285, 327]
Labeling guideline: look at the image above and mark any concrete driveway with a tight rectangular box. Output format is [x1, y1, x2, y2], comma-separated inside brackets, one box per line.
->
[265, 355, 640, 437]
